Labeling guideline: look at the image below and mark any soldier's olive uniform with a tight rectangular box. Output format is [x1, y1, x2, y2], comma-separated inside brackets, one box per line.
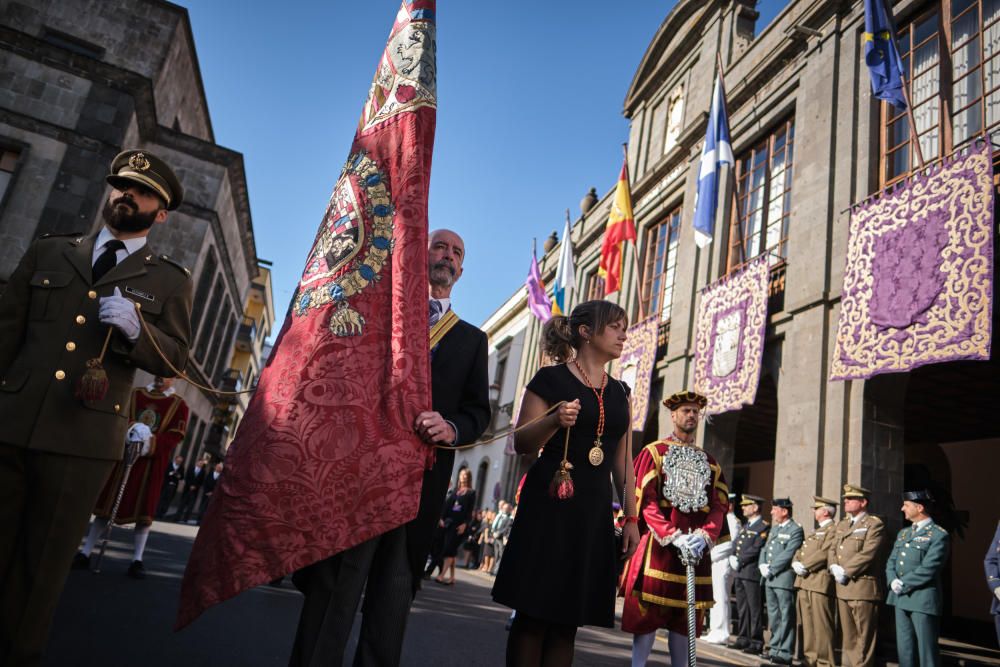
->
[760, 516, 803, 663]
[0, 150, 191, 666]
[733, 513, 769, 653]
[830, 512, 886, 667]
[887, 519, 949, 667]
[794, 519, 837, 667]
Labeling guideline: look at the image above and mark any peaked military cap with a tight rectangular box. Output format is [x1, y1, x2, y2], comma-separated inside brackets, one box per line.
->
[902, 489, 934, 503]
[741, 494, 765, 506]
[106, 149, 184, 210]
[663, 390, 708, 410]
[842, 483, 870, 499]
[772, 498, 793, 509]
[812, 495, 839, 508]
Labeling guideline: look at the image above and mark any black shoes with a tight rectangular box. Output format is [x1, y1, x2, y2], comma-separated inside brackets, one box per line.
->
[72, 552, 91, 570]
[126, 560, 146, 579]
[764, 656, 791, 666]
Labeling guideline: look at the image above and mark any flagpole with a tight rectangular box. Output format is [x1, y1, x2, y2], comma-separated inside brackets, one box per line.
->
[623, 143, 648, 321]
[716, 54, 747, 268]
[899, 84, 926, 169]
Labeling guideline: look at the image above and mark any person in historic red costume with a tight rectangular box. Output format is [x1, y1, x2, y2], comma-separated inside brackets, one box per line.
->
[622, 390, 730, 667]
[75, 376, 189, 578]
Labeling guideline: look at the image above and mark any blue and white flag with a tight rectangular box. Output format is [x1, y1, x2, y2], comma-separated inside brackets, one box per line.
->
[692, 72, 734, 248]
[552, 212, 575, 315]
[864, 0, 907, 110]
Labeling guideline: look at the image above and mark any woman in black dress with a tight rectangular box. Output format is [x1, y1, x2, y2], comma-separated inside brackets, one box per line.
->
[492, 300, 641, 666]
[435, 467, 476, 585]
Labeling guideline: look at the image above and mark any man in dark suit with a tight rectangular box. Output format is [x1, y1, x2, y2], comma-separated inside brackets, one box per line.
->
[730, 495, 769, 655]
[157, 454, 187, 518]
[290, 229, 490, 667]
[197, 462, 224, 522]
[0, 149, 192, 665]
[176, 458, 208, 523]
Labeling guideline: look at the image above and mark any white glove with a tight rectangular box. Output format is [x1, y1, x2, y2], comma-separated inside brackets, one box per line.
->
[672, 533, 690, 551]
[995, 588, 1000, 602]
[685, 534, 708, 560]
[99, 287, 141, 342]
[758, 563, 770, 577]
[890, 578, 904, 594]
[791, 561, 808, 576]
[829, 563, 845, 578]
[126, 422, 153, 456]
[728, 555, 739, 570]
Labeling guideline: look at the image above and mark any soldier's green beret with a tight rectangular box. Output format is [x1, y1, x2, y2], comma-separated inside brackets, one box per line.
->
[106, 149, 184, 210]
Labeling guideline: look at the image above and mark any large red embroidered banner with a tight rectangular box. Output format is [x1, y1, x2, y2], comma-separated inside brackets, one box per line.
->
[177, 0, 437, 628]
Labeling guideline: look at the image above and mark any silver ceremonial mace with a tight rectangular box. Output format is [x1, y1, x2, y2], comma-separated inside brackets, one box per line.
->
[677, 538, 700, 667]
[92, 438, 143, 574]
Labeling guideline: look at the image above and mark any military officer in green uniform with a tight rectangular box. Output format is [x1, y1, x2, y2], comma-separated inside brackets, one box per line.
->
[758, 497, 803, 665]
[792, 496, 839, 667]
[829, 483, 886, 667]
[0, 149, 192, 665]
[887, 489, 949, 667]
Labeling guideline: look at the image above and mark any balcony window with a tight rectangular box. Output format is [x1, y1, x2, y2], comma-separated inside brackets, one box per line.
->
[640, 207, 682, 323]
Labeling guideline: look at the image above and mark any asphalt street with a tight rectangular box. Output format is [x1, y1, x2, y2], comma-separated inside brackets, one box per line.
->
[44, 521, 759, 666]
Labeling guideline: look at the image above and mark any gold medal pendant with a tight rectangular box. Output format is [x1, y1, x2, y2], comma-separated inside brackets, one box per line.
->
[588, 440, 604, 466]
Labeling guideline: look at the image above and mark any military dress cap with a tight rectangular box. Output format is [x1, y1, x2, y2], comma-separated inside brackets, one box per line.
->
[842, 483, 870, 499]
[106, 149, 184, 210]
[812, 495, 839, 508]
[902, 489, 935, 503]
[741, 494, 765, 506]
[663, 390, 708, 410]
[772, 498, 793, 509]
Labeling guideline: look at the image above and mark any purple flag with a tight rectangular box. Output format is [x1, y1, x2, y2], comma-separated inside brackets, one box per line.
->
[526, 253, 552, 322]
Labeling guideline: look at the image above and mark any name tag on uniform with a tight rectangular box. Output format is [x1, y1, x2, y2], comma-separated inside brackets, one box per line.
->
[915, 535, 931, 542]
[852, 527, 868, 534]
[125, 286, 155, 302]
[778, 534, 790, 540]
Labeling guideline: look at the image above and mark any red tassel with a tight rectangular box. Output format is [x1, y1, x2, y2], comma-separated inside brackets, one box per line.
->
[75, 358, 110, 402]
[549, 462, 575, 500]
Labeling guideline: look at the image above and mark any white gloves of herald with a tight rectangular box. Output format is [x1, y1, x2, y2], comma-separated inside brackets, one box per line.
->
[758, 563, 771, 578]
[829, 563, 849, 584]
[890, 578, 904, 594]
[126, 422, 153, 456]
[728, 555, 739, 571]
[673, 533, 708, 560]
[99, 287, 141, 342]
[791, 560, 808, 576]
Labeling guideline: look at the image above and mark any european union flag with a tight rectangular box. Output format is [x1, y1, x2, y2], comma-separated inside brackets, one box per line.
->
[864, 0, 907, 110]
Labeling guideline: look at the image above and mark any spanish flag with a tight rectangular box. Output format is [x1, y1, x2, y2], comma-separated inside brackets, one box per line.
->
[598, 157, 637, 294]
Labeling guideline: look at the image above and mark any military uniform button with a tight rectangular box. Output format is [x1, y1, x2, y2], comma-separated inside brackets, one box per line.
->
[54, 370, 65, 380]
[114, 404, 120, 412]
[88, 290, 97, 299]
[42, 279, 50, 286]
[66, 342, 76, 351]
[75, 315, 86, 324]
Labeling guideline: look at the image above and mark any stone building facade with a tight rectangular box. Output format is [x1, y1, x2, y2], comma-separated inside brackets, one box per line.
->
[0, 0, 262, 468]
[489, 0, 998, 637]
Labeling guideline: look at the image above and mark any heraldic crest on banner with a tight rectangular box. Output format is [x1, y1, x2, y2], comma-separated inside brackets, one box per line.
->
[662, 444, 711, 513]
[618, 318, 659, 431]
[294, 151, 394, 337]
[831, 139, 994, 381]
[693, 255, 770, 415]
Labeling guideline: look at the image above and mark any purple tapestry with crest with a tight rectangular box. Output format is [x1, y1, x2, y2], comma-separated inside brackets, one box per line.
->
[694, 255, 770, 415]
[616, 317, 659, 431]
[831, 140, 994, 381]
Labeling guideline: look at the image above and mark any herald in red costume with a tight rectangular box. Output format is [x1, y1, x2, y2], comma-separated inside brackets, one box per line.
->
[177, 0, 437, 629]
[621, 437, 729, 636]
[94, 385, 189, 525]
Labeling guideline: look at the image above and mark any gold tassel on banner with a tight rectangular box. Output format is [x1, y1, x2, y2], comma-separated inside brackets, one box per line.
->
[75, 328, 113, 402]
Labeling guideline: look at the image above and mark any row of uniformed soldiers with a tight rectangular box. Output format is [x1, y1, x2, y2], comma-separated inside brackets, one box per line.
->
[727, 484, 949, 667]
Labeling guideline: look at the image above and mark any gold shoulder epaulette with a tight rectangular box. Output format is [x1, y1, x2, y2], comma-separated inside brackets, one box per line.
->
[160, 254, 191, 276]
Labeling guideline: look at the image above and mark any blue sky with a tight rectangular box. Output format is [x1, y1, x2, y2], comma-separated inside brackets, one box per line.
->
[183, 1, 788, 333]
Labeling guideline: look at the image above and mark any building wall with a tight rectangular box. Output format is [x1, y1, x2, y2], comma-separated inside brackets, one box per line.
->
[484, 0, 997, 636]
[0, 0, 260, 465]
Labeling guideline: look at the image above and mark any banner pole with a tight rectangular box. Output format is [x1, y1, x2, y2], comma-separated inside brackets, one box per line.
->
[622, 143, 647, 321]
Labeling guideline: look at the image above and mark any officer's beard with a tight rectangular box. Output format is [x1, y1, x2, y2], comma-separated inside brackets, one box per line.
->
[102, 198, 158, 233]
